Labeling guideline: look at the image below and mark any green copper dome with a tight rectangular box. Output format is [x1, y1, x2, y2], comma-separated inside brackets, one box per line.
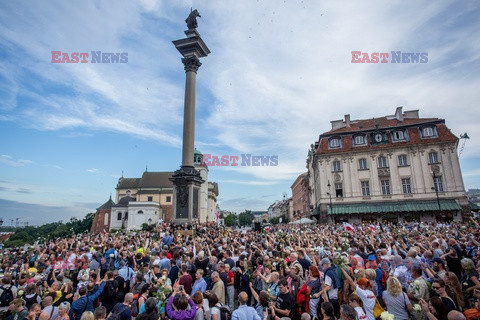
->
[194, 148, 203, 165]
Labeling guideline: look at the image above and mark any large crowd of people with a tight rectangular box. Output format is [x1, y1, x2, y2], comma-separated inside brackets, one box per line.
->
[2, 218, 480, 320]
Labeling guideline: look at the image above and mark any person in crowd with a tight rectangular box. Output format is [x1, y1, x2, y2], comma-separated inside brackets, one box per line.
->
[445, 271, 465, 311]
[319, 301, 336, 320]
[348, 293, 366, 320]
[420, 296, 449, 320]
[341, 269, 375, 320]
[407, 265, 429, 303]
[136, 297, 158, 320]
[249, 282, 270, 319]
[232, 291, 261, 320]
[211, 272, 226, 305]
[339, 304, 357, 320]
[192, 292, 205, 320]
[272, 279, 294, 319]
[382, 276, 412, 320]
[56, 301, 70, 320]
[432, 279, 459, 313]
[306, 265, 322, 320]
[94, 306, 107, 320]
[108, 292, 134, 320]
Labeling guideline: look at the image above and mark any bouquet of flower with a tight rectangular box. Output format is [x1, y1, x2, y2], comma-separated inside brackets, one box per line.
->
[411, 304, 426, 320]
[380, 311, 394, 320]
[153, 285, 172, 312]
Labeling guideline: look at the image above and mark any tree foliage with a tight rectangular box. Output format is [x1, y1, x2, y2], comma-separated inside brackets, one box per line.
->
[238, 210, 253, 226]
[269, 214, 288, 225]
[3, 212, 95, 248]
[224, 214, 235, 227]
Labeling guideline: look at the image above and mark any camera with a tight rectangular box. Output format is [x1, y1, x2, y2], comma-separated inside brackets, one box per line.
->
[179, 285, 184, 291]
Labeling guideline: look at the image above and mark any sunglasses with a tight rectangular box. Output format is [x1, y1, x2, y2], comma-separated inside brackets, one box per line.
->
[432, 286, 442, 290]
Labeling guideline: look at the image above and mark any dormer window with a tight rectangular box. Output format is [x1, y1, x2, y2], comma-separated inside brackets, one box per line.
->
[328, 137, 341, 149]
[353, 134, 367, 146]
[420, 126, 438, 138]
[392, 130, 407, 141]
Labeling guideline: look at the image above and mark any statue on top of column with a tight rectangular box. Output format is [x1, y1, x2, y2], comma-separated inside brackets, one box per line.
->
[185, 8, 201, 30]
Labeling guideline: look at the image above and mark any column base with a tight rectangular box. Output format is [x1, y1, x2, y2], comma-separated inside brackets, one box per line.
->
[170, 166, 205, 223]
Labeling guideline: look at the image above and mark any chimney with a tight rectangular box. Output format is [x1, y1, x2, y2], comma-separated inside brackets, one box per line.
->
[344, 114, 351, 127]
[395, 106, 404, 121]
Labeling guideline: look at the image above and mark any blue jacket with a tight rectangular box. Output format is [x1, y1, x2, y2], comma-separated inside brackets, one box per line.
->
[69, 282, 106, 319]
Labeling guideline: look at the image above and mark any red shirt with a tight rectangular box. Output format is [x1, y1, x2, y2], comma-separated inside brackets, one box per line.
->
[179, 274, 193, 294]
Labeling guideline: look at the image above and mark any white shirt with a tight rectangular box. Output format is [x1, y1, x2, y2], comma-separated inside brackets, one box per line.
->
[355, 286, 376, 320]
[355, 306, 367, 320]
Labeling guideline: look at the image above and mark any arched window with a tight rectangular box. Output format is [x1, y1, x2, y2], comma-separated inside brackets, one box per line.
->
[104, 213, 109, 225]
[137, 210, 144, 214]
[124, 212, 128, 220]
[117, 212, 122, 220]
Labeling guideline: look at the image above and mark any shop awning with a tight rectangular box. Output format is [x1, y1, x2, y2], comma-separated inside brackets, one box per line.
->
[469, 201, 480, 212]
[328, 199, 461, 215]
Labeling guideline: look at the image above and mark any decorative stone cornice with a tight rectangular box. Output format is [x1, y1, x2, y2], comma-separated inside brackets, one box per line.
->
[182, 56, 202, 73]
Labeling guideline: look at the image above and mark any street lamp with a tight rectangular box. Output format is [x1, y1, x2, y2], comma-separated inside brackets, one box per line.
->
[326, 180, 333, 215]
[432, 172, 441, 211]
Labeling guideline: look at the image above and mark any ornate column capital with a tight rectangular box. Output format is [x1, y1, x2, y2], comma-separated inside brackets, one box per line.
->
[182, 56, 202, 73]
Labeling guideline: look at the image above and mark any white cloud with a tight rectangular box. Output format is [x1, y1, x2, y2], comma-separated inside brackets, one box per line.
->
[86, 168, 100, 173]
[0, 155, 33, 167]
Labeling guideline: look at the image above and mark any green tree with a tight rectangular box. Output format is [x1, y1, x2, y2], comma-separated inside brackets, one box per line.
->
[238, 210, 253, 226]
[224, 214, 235, 227]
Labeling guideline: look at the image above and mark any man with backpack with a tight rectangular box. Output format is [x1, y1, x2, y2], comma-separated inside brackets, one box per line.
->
[102, 271, 118, 314]
[0, 276, 16, 314]
[69, 278, 106, 319]
[108, 292, 134, 320]
[320, 258, 340, 318]
[232, 292, 260, 320]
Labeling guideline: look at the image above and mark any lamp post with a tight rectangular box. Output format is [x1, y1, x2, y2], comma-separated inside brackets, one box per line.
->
[326, 180, 333, 216]
[432, 172, 441, 211]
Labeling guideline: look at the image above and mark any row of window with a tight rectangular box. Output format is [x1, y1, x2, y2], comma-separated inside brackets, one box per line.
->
[147, 196, 171, 202]
[331, 151, 440, 172]
[331, 176, 443, 197]
[328, 126, 438, 149]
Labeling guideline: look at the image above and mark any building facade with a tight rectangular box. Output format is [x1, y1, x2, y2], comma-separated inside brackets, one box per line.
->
[291, 172, 310, 220]
[93, 150, 218, 231]
[90, 196, 115, 234]
[307, 107, 468, 224]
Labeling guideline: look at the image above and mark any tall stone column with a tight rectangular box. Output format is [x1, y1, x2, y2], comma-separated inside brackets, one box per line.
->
[170, 12, 210, 223]
[181, 56, 201, 167]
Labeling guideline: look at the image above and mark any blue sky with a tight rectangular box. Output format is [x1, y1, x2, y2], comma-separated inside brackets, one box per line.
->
[1, 0, 480, 225]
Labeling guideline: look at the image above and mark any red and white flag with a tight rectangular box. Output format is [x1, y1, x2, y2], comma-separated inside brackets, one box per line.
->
[344, 223, 355, 232]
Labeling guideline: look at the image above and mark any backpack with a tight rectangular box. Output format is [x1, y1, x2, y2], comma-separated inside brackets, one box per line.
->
[104, 280, 117, 299]
[213, 304, 231, 320]
[325, 267, 341, 290]
[379, 268, 388, 290]
[131, 295, 140, 317]
[295, 283, 310, 315]
[108, 304, 129, 320]
[0, 285, 14, 307]
[24, 293, 38, 310]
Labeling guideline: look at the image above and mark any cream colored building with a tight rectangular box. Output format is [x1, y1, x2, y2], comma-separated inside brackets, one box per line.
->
[109, 150, 218, 230]
[307, 107, 468, 224]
